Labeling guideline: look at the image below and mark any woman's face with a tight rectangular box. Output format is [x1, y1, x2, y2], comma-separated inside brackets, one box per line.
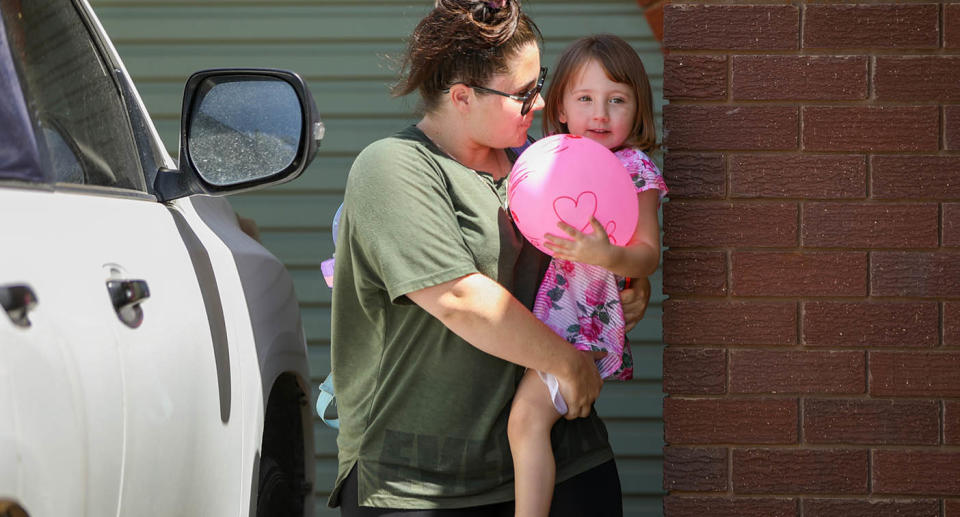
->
[469, 42, 544, 149]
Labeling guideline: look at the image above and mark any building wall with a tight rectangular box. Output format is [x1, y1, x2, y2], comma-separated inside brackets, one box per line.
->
[90, 1, 667, 515]
[661, 2, 960, 516]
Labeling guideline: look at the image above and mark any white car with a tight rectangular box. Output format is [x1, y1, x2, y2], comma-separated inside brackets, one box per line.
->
[0, 1, 320, 516]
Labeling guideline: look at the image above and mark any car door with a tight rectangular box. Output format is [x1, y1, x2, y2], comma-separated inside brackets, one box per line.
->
[1, 1, 244, 515]
[0, 4, 126, 516]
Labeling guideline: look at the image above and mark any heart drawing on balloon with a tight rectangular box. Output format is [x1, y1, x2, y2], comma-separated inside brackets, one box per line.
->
[605, 221, 617, 244]
[553, 191, 598, 232]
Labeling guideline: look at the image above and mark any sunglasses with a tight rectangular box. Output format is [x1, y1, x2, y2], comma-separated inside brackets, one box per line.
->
[447, 67, 547, 116]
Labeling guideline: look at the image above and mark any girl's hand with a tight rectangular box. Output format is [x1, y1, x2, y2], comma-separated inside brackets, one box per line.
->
[543, 217, 616, 268]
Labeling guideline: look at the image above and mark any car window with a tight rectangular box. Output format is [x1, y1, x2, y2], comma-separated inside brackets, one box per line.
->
[1, 0, 145, 191]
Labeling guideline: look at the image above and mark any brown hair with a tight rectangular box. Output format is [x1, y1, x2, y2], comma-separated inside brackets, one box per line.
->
[392, 0, 542, 112]
[542, 34, 657, 152]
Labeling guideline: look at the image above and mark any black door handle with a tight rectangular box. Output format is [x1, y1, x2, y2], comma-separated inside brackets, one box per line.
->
[106, 279, 150, 328]
[0, 284, 38, 328]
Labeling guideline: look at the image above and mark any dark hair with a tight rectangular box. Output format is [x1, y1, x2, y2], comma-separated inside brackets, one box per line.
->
[542, 34, 657, 152]
[392, 0, 542, 112]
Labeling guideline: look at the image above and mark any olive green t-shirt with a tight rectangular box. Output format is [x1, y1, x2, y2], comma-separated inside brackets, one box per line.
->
[329, 126, 614, 509]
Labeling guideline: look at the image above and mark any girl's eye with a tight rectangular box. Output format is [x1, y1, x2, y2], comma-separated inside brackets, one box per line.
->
[577, 95, 591, 102]
[610, 97, 626, 104]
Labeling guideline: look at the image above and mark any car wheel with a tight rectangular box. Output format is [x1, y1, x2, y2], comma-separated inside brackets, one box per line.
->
[256, 374, 308, 517]
[257, 454, 302, 517]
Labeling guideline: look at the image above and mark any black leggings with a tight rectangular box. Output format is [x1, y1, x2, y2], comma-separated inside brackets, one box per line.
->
[338, 459, 623, 517]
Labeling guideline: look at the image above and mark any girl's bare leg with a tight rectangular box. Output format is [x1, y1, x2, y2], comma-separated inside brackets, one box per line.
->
[508, 369, 563, 517]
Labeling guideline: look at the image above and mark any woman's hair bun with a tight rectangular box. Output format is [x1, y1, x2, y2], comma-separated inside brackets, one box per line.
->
[435, 0, 520, 46]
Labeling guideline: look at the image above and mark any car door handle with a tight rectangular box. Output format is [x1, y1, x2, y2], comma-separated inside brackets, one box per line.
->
[0, 284, 38, 328]
[106, 279, 149, 328]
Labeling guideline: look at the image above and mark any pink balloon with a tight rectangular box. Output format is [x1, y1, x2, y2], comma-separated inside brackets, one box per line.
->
[508, 134, 638, 256]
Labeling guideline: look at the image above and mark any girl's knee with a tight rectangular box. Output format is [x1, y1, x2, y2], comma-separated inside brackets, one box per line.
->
[508, 397, 558, 446]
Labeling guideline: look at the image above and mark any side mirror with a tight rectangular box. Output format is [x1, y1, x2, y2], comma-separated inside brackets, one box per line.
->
[154, 69, 324, 201]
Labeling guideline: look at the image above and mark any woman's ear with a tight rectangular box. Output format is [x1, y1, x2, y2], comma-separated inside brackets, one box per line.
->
[448, 84, 473, 113]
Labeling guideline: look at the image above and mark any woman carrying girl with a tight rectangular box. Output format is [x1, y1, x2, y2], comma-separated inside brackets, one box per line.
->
[507, 34, 668, 517]
[329, 3, 645, 516]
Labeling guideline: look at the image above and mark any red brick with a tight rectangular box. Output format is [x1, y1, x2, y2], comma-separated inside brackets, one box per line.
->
[733, 449, 868, 494]
[731, 252, 867, 297]
[804, 4, 939, 49]
[949, 499, 960, 517]
[729, 350, 865, 395]
[663, 447, 727, 492]
[947, 302, 960, 347]
[803, 106, 939, 152]
[664, 55, 727, 100]
[804, 499, 939, 517]
[664, 4, 799, 50]
[663, 347, 726, 395]
[946, 401, 960, 445]
[733, 56, 867, 101]
[663, 153, 725, 199]
[804, 399, 939, 446]
[871, 351, 960, 397]
[945, 204, 960, 248]
[665, 398, 798, 445]
[664, 201, 798, 248]
[664, 496, 797, 517]
[871, 252, 960, 298]
[876, 57, 960, 101]
[803, 301, 939, 348]
[874, 450, 960, 495]
[949, 106, 960, 151]
[663, 300, 797, 346]
[802, 202, 939, 248]
[664, 105, 799, 151]
[946, 4, 960, 49]
[731, 154, 865, 199]
[663, 251, 726, 296]
[873, 156, 960, 200]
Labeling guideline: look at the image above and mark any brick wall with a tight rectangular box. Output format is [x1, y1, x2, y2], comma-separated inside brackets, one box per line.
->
[661, 2, 960, 516]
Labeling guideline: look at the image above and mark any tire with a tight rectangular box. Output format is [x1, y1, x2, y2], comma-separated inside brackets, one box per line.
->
[256, 454, 303, 517]
[256, 374, 307, 517]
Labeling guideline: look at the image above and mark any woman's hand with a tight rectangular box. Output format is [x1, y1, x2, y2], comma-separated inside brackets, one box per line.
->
[555, 350, 607, 419]
[620, 276, 651, 333]
[543, 218, 616, 268]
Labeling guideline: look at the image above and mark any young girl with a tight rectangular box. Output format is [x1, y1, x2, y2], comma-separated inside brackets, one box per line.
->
[507, 34, 667, 517]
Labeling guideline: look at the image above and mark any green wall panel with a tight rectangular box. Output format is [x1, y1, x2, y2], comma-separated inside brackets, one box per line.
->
[92, 2, 665, 515]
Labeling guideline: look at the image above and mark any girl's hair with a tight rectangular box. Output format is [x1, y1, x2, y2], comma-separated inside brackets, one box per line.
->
[542, 34, 657, 152]
[392, 0, 542, 112]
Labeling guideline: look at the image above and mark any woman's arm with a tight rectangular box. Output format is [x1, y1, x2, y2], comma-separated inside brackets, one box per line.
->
[544, 189, 662, 278]
[620, 275, 651, 333]
[406, 272, 605, 419]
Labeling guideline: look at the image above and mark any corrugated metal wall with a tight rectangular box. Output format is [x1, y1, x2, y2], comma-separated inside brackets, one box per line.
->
[92, 1, 665, 515]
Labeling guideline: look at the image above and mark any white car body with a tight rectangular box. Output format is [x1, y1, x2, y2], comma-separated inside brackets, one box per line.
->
[0, 1, 316, 515]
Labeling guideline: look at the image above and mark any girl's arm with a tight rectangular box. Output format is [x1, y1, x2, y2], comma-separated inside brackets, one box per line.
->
[406, 272, 606, 419]
[544, 188, 662, 278]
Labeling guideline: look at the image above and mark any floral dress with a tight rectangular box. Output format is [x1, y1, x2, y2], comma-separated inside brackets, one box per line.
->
[532, 146, 667, 414]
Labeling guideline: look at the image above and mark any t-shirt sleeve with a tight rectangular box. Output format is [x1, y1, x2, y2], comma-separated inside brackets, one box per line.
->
[342, 139, 479, 303]
[617, 147, 668, 202]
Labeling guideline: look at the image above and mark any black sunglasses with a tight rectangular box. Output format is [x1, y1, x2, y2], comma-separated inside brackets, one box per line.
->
[447, 67, 547, 116]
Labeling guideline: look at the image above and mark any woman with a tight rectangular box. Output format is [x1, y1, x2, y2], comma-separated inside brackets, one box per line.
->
[329, 1, 644, 515]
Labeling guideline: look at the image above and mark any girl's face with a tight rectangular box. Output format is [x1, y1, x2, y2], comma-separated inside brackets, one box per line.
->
[469, 42, 545, 149]
[558, 58, 636, 150]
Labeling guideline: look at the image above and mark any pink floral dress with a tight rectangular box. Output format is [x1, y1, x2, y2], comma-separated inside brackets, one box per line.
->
[532, 147, 667, 414]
